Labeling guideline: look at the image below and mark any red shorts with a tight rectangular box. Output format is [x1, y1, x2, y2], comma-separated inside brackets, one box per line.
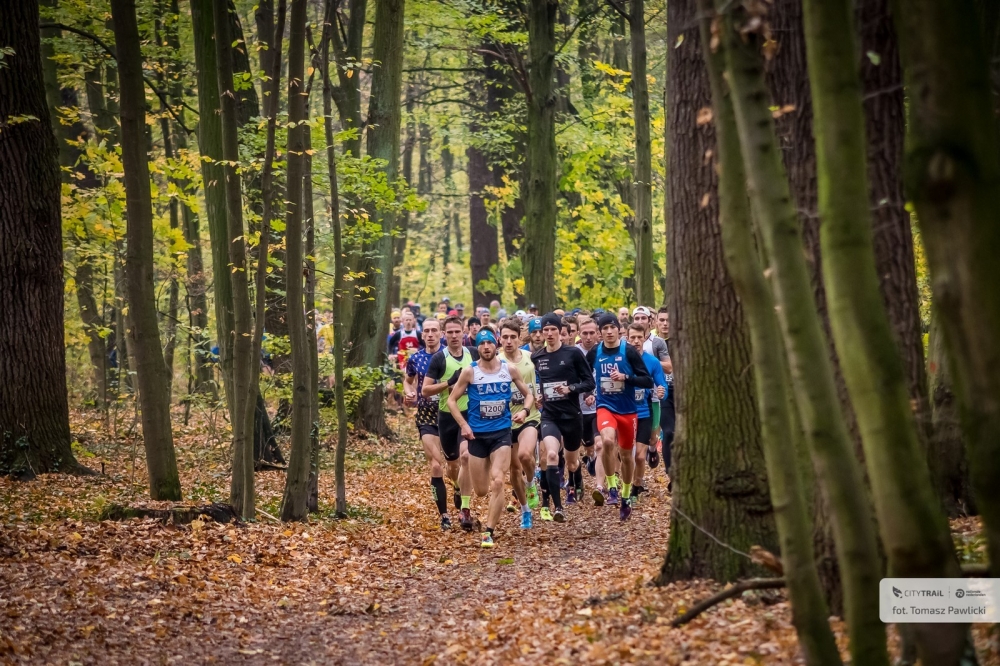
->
[596, 408, 637, 450]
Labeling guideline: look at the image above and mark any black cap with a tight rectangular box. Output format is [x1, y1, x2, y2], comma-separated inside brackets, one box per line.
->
[540, 313, 562, 330]
[466, 316, 481, 326]
[596, 313, 620, 329]
[529, 303, 538, 309]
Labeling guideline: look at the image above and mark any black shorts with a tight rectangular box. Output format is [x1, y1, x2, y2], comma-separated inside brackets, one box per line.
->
[469, 429, 511, 459]
[636, 416, 653, 446]
[416, 404, 438, 438]
[581, 413, 597, 447]
[539, 415, 583, 452]
[511, 420, 539, 443]
[438, 410, 467, 461]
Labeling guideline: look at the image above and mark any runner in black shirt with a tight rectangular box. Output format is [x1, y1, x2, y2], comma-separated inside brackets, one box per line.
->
[531, 313, 595, 522]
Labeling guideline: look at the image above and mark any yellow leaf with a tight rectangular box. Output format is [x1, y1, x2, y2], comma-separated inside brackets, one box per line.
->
[69, 532, 83, 541]
[346, 69, 354, 79]
[227, 553, 242, 564]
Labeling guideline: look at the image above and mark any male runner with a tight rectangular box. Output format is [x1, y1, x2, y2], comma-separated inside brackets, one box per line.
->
[422, 316, 479, 530]
[448, 330, 535, 547]
[655, 307, 675, 479]
[387, 310, 423, 367]
[403, 317, 451, 530]
[463, 316, 481, 346]
[627, 323, 667, 502]
[532, 313, 595, 522]
[576, 319, 604, 494]
[499, 319, 541, 528]
[521, 317, 544, 353]
[560, 315, 579, 346]
[585, 313, 653, 521]
[633, 306, 670, 468]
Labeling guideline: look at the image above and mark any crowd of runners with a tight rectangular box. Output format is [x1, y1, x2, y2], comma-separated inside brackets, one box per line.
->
[391, 300, 674, 548]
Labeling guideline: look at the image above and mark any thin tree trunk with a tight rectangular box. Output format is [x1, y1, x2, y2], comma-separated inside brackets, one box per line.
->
[110, 0, 182, 500]
[892, 0, 1000, 579]
[321, 3, 349, 517]
[698, 6, 840, 662]
[305, 137, 320, 514]
[720, 6, 887, 664]
[0, 0, 85, 478]
[214, 0, 257, 520]
[523, 0, 558, 311]
[280, 0, 313, 521]
[191, 0, 235, 410]
[628, 0, 654, 306]
[803, 0, 968, 659]
[657, 0, 777, 583]
[928, 311, 973, 515]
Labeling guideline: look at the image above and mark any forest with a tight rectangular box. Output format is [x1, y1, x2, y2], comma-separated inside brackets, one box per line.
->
[1, 0, 999, 662]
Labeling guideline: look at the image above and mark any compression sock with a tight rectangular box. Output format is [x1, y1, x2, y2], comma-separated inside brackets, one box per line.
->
[461, 495, 471, 509]
[622, 482, 632, 499]
[546, 467, 563, 510]
[541, 470, 551, 506]
[572, 468, 583, 490]
[607, 474, 619, 490]
[431, 477, 448, 515]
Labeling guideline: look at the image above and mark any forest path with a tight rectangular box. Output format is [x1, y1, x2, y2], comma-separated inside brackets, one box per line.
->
[0, 411, 812, 665]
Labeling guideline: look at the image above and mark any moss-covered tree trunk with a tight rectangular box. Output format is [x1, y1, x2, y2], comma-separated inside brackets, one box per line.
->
[803, 0, 968, 659]
[0, 0, 85, 478]
[698, 5, 840, 663]
[279, 0, 313, 521]
[110, 0, 182, 501]
[720, 6, 887, 664]
[213, 0, 257, 519]
[628, 0, 654, 306]
[892, 0, 1000, 578]
[523, 0, 558, 312]
[656, 0, 777, 583]
[190, 0, 235, 410]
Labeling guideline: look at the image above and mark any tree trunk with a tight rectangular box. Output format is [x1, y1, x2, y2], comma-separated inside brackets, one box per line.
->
[280, 0, 313, 521]
[484, 52, 525, 266]
[803, 0, 968, 659]
[698, 5, 840, 662]
[721, 6, 888, 663]
[928, 311, 973, 515]
[628, 0, 654, 306]
[303, 103, 320, 514]
[321, 6, 349, 517]
[346, 0, 405, 436]
[191, 0, 235, 410]
[468, 72, 501, 306]
[0, 0, 85, 478]
[156, 38, 180, 406]
[892, 0, 1000, 579]
[656, 0, 777, 583]
[213, 0, 257, 520]
[110, 0, 182, 500]
[523, 0, 558, 312]
[577, 0, 601, 108]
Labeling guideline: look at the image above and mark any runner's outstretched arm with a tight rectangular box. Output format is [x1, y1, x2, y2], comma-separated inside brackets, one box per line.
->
[623, 347, 654, 388]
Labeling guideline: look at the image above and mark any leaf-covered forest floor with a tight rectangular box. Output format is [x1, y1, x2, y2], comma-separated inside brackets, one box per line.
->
[1, 408, 997, 665]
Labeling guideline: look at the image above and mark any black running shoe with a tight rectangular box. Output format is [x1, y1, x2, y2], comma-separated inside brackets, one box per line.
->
[441, 515, 452, 531]
[647, 448, 660, 469]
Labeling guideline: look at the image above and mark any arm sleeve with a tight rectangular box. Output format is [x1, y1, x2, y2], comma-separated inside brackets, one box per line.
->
[570, 350, 596, 395]
[624, 347, 654, 388]
[387, 331, 400, 355]
[585, 347, 597, 370]
[426, 352, 445, 381]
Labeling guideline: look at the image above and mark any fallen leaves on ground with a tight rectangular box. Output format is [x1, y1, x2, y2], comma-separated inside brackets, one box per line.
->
[1, 407, 998, 664]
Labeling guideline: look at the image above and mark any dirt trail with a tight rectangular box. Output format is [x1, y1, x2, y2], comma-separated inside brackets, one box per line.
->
[0, 413, 820, 665]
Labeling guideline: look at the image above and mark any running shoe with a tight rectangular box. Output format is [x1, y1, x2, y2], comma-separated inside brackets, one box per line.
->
[586, 455, 596, 477]
[619, 498, 632, 522]
[539, 507, 554, 522]
[647, 447, 660, 469]
[520, 510, 533, 529]
[553, 508, 565, 523]
[526, 482, 539, 510]
[480, 532, 495, 548]
[592, 488, 606, 506]
[441, 514, 452, 531]
[608, 487, 620, 506]
[566, 488, 577, 505]
[506, 501, 517, 513]
[460, 508, 474, 531]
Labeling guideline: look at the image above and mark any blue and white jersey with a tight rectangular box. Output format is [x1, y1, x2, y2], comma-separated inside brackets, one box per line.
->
[634, 351, 668, 418]
[593, 342, 638, 415]
[466, 360, 513, 433]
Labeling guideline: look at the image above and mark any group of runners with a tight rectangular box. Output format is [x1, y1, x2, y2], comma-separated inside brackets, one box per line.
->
[397, 304, 674, 548]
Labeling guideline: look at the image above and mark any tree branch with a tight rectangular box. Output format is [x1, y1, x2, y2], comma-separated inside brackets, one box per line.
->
[670, 578, 786, 627]
[39, 22, 197, 133]
[605, 0, 631, 22]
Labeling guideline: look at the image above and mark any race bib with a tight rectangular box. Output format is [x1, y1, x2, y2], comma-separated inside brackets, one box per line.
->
[600, 377, 624, 394]
[635, 388, 645, 401]
[510, 387, 525, 405]
[543, 381, 568, 400]
[480, 400, 506, 419]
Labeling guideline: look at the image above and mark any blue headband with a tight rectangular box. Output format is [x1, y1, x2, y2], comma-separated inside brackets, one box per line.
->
[528, 317, 543, 333]
[475, 329, 497, 345]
